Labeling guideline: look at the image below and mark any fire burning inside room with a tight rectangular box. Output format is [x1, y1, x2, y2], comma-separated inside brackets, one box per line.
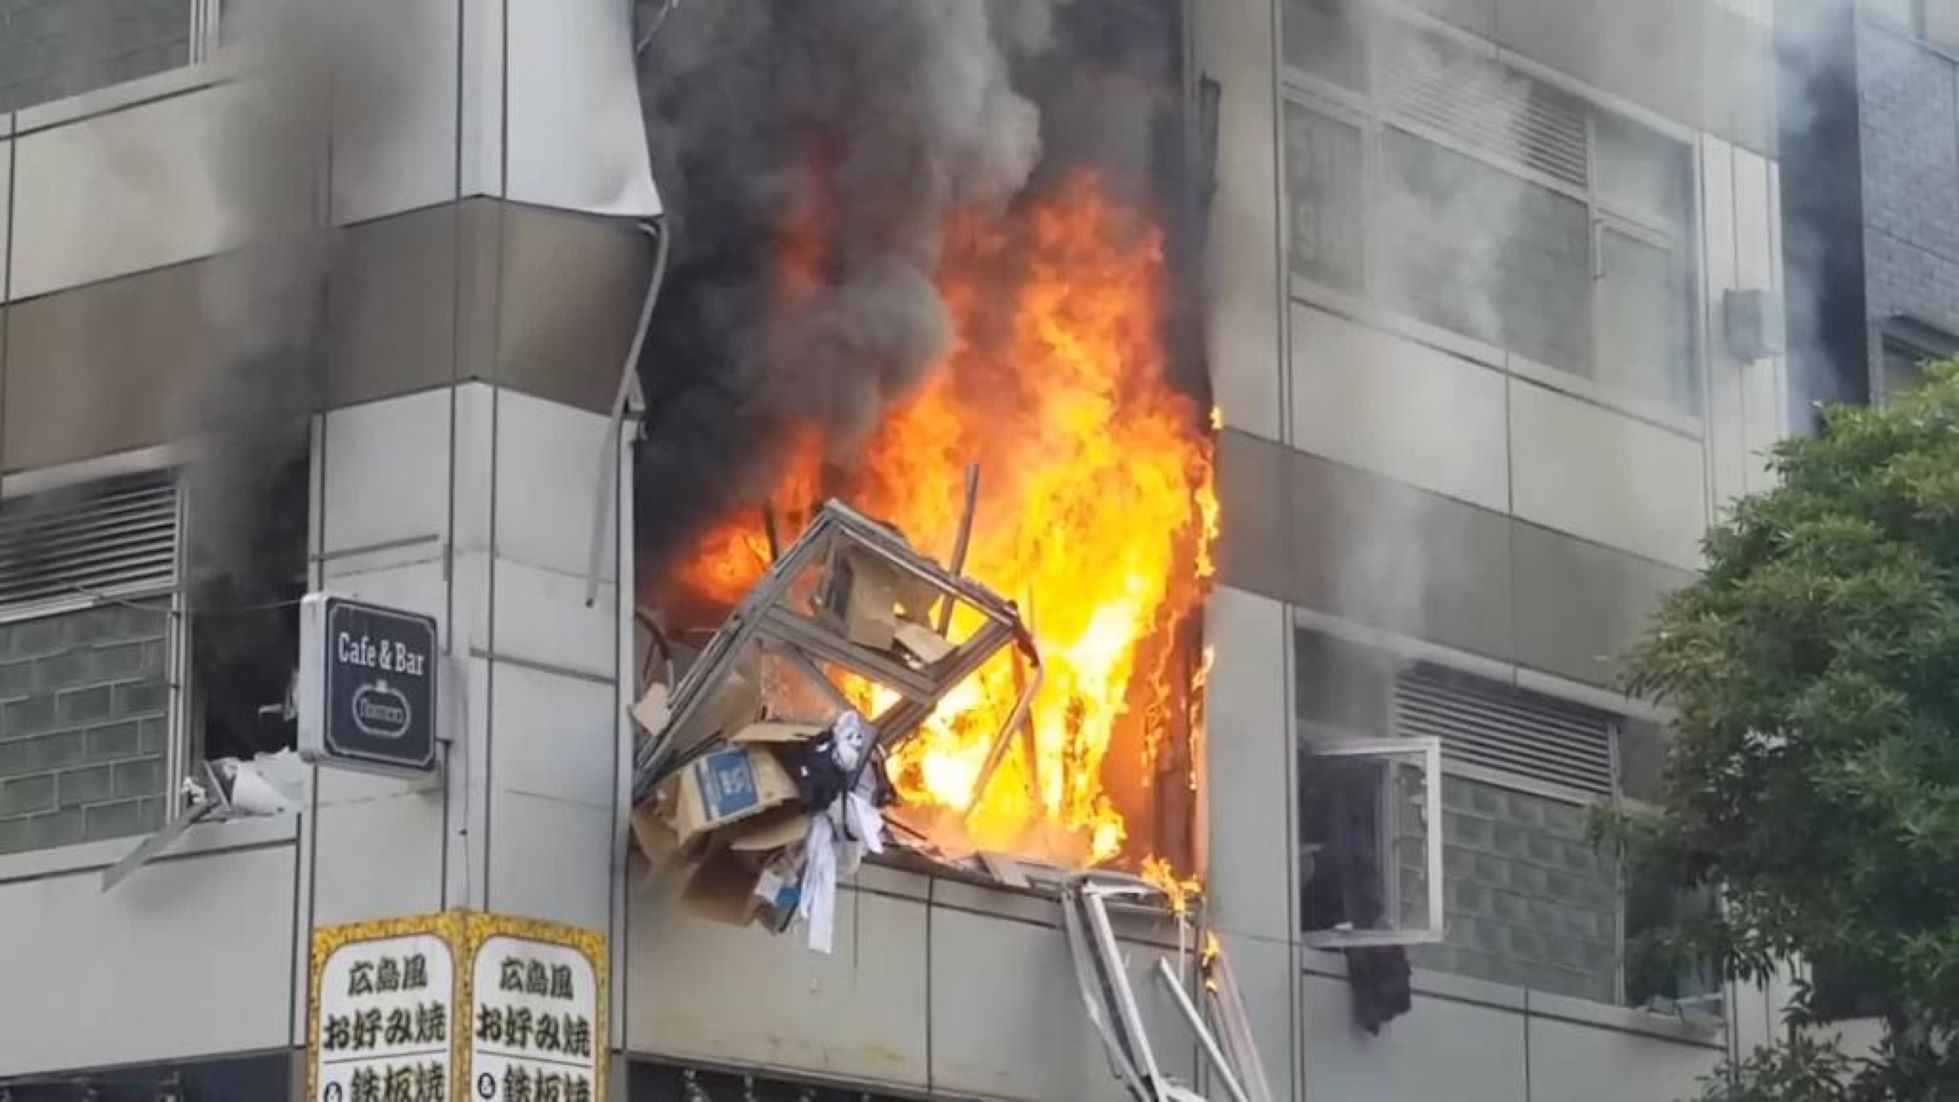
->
[631, 0, 1212, 884]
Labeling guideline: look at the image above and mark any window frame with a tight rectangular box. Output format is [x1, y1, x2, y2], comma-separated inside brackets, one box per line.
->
[0, 448, 190, 862]
[1299, 734, 1446, 950]
[1278, 9, 1705, 431]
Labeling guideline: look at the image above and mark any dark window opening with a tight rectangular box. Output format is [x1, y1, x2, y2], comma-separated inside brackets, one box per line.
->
[188, 450, 310, 765]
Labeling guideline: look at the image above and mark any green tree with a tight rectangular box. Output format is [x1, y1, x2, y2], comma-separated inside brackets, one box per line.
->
[1614, 362, 1959, 1100]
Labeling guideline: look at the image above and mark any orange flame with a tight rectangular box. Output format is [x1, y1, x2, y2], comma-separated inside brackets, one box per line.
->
[668, 171, 1216, 873]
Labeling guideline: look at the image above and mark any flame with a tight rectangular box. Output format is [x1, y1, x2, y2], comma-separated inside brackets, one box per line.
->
[668, 171, 1216, 873]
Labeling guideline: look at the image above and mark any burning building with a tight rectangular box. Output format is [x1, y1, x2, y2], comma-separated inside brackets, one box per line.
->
[0, 0, 1807, 1099]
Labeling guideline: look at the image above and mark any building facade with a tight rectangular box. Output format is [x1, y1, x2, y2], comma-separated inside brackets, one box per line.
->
[1199, 0, 1795, 1097]
[1780, 0, 1959, 411]
[0, 1, 1804, 1100]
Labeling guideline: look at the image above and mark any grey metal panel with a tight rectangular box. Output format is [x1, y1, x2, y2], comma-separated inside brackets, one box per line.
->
[1216, 428, 1291, 605]
[503, 0, 662, 218]
[311, 790, 444, 925]
[320, 393, 454, 557]
[1405, 0, 1497, 36]
[1207, 587, 1298, 945]
[489, 791, 611, 934]
[1288, 447, 1515, 663]
[1699, 6, 1776, 157]
[3, 262, 203, 473]
[327, 203, 459, 408]
[1527, 1014, 1721, 1102]
[1301, 971, 1528, 1100]
[1493, 0, 1598, 87]
[1511, 520, 1691, 688]
[490, 203, 655, 415]
[0, 842, 297, 1076]
[625, 885, 932, 1091]
[1594, 0, 1704, 130]
[927, 904, 1196, 1102]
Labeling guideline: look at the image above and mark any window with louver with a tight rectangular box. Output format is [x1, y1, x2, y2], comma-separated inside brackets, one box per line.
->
[1391, 663, 1616, 797]
[0, 472, 181, 618]
[1378, 28, 1590, 193]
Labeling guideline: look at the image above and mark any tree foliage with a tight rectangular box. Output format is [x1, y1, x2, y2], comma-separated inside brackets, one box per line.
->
[1617, 363, 1959, 1099]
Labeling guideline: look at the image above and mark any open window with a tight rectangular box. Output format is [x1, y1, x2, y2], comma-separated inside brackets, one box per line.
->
[1299, 736, 1444, 949]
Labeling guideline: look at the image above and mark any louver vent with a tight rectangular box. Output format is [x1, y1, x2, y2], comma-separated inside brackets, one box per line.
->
[1393, 665, 1614, 795]
[0, 472, 180, 615]
[1381, 27, 1590, 191]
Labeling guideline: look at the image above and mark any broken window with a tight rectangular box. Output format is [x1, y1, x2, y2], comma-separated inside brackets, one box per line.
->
[185, 448, 309, 765]
[0, 470, 181, 856]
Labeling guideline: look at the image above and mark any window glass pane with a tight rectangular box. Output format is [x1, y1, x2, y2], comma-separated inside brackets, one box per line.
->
[1381, 130, 1593, 372]
[1282, 0, 1367, 91]
[1408, 776, 1620, 1004]
[0, 0, 193, 113]
[1595, 115, 1691, 231]
[1597, 228, 1699, 413]
[0, 604, 173, 855]
[1284, 104, 1366, 293]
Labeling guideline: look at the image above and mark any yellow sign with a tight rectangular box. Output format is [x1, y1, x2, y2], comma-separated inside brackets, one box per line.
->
[308, 912, 607, 1102]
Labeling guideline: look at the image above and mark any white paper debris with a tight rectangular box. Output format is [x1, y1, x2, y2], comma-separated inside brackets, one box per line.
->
[797, 711, 886, 953]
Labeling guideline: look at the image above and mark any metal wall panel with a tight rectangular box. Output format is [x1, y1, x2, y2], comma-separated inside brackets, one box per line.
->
[1198, 0, 1284, 445]
[1527, 1015, 1720, 1102]
[625, 886, 933, 1091]
[2, 262, 201, 472]
[491, 387, 614, 580]
[0, 843, 297, 1076]
[1288, 446, 1516, 661]
[328, 0, 460, 225]
[11, 85, 239, 301]
[1290, 303, 1511, 513]
[1508, 378, 1708, 570]
[1301, 973, 1528, 1100]
[1511, 520, 1692, 687]
[927, 905, 1197, 1102]
[504, 0, 662, 217]
[1206, 586, 1297, 945]
[320, 390, 455, 557]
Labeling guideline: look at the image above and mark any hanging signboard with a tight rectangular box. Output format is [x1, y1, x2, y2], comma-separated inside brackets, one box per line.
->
[300, 594, 441, 778]
[463, 915, 609, 1102]
[308, 912, 607, 1102]
[309, 913, 465, 1102]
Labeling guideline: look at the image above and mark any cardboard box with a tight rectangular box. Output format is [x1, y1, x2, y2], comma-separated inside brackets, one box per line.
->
[894, 620, 954, 665]
[821, 549, 904, 649]
[673, 743, 800, 849]
[664, 651, 762, 759]
[630, 790, 683, 868]
[678, 844, 805, 930]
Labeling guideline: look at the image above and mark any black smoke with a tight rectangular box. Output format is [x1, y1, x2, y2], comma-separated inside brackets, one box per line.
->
[630, 0, 1191, 573]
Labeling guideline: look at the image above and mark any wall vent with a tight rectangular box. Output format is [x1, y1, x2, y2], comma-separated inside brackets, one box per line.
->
[1392, 664, 1614, 795]
[0, 472, 180, 616]
[1380, 27, 1590, 192]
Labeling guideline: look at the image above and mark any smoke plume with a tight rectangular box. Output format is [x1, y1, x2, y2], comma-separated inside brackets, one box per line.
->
[631, 0, 1075, 566]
